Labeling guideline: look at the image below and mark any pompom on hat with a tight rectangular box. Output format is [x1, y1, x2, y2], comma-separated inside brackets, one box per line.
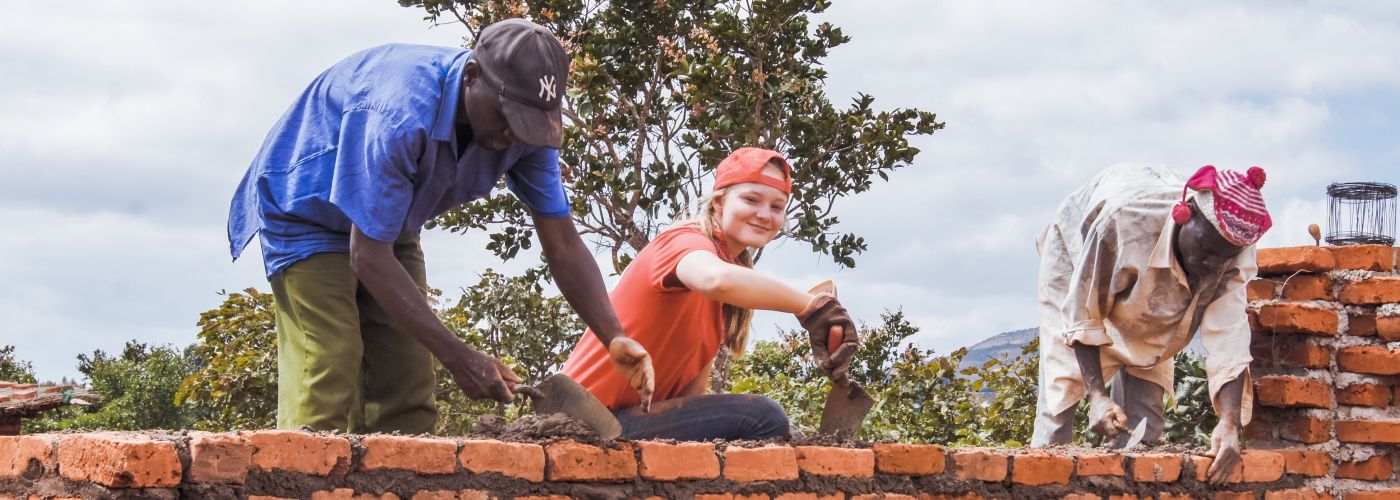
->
[1172, 165, 1272, 247]
[713, 147, 792, 195]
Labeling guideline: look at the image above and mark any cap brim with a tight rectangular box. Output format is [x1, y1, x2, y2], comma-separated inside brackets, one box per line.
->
[500, 95, 563, 149]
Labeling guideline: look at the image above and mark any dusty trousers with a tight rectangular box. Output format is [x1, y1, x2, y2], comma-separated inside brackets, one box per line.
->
[1031, 368, 1166, 447]
[268, 233, 437, 434]
[612, 393, 790, 440]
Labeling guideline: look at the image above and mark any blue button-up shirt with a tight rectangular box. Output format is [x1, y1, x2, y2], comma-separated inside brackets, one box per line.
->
[227, 44, 571, 277]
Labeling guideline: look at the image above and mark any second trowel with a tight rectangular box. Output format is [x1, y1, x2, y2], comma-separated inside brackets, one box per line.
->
[817, 380, 876, 438]
[518, 373, 623, 440]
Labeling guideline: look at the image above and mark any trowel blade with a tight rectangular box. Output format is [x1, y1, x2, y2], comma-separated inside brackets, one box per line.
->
[818, 381, 876, 438]
[527, 374, 623, 440]
[1122, 418, 1149, 448]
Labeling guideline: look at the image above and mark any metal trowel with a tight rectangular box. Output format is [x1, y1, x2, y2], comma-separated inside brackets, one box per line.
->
[518, 373, 623, 440]
[818, 380, 876, 438]
[1120, 418, 1149, 448]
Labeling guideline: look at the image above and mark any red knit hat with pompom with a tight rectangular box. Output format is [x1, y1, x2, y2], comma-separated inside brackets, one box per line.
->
[1172, 165, 1272, 247]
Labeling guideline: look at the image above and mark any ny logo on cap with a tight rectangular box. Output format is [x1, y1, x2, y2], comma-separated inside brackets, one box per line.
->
[538, 75, 557, 101]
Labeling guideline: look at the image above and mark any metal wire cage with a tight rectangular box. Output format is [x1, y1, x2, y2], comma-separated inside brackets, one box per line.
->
[1326, 182, 1397, 246]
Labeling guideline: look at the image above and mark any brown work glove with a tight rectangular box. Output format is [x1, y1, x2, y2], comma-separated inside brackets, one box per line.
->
[796, 280, 857, 385]
[608, 336, 655, 412]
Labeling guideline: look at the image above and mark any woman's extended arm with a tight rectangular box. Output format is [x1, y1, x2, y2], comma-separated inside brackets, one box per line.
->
[674, 250, 813, 313]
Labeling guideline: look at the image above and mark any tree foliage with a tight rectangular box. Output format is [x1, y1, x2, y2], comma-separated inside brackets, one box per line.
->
[0, 345, 37, 384]
[177, 288, 279, 431]
[26, 341, 194, 432]
[434, 267, 587, 434]
[404, 0, 944, 271]
[730, 311, 1039, 446]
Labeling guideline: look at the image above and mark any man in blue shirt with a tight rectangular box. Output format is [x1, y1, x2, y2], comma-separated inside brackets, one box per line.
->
[228, 19, 654, 433]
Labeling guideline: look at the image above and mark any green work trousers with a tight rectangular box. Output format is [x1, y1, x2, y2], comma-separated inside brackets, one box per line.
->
[268, 234, 438, 434]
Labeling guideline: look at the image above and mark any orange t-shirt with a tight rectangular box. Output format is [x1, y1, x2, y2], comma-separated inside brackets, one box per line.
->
[560, 224, 732, 410]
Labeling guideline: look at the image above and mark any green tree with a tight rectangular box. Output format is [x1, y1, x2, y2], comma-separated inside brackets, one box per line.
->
[408, 0, 943, 271]
[0, 345, 38, 384]
[434, 267, 587, 434]
[27, 341, 195, 432]
[177, 288, 279, 431]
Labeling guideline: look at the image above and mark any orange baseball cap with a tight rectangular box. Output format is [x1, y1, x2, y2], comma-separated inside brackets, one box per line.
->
[713, 147, 792, 195]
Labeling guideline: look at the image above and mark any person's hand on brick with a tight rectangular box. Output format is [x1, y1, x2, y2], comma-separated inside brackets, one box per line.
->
[1205, 419, 1242, 484]
[1086, 392, 1129, 440]
[441, 347, 524, 403]
[609, 336, 655, 412]
[797, 280, 857, 385]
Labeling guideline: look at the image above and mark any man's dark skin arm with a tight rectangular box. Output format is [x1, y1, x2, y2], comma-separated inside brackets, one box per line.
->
[533, 213, 655, 410]
[1073, 343, 1128, 438]
[349, 226, 520, 402]
[1207, 374, 1245, 484]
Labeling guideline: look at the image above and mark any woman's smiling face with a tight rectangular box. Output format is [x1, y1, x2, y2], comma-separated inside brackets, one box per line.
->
[715, 164, 789, 251]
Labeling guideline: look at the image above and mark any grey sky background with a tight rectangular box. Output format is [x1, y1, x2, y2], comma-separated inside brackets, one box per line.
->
[2, 1, 1397, 382]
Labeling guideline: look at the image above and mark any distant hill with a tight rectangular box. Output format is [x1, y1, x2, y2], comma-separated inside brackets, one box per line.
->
[959, 327, 1037, 368]
[958, 326, 1210, 369]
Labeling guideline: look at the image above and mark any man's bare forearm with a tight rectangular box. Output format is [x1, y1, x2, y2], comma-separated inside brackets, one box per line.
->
[349, 228, 460, 355]
[1216, 374, 1245, 428]
[1072, 342, 1109, 398]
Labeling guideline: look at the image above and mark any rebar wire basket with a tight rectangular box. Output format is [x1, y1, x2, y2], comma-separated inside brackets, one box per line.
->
[1326, 182, 1397, 246]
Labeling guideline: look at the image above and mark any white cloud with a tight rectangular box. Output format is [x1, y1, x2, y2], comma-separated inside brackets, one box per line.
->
[3, 0, 1399, 381]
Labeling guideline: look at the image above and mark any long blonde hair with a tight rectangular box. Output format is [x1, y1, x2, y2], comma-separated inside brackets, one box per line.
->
[685, 161, 788, 357]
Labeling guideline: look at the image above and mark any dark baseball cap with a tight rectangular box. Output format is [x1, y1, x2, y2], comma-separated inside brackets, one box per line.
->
[472, 18, 569, 149]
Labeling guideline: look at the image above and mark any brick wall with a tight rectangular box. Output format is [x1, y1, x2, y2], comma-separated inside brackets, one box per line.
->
[1243, 244, 1400, 499]
[1, 245, 1397, 500]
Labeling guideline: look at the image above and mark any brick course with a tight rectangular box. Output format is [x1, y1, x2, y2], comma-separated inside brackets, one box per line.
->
[1257, 303, 1339, 336]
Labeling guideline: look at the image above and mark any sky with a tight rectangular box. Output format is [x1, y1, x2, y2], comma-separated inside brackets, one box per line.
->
[3, 1, 1398, 382]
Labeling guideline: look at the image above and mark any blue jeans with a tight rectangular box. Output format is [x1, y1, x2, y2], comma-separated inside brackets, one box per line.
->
[613, 393, 790, 440]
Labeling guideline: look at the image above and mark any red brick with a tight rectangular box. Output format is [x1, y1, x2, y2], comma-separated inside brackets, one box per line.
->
[1338, 346, 1400, 376]
[1213, 492, 1254, 500]
[1328, 245, 1396, 272]
[1249, 279, 1278, 300]
[637, 441, 719, 480]
[545, 440, 635, 482]
[1337, 420, 1400, 444]
[458, 493, 490, 500]
[1244, 418, 1275, 441]
[1010, 452, 1072, 485]
[1197, 452, 1289, 484]
[1337, 453, 1392, 481]
[951, 449, 1007, 482]
[1258, 304, 1339, 336]
[310, 489, 398, 500]
[1253, 342, 1331, 369]
[56, 433, 181, 488]
[774, 494, 841, 500]
[723, 445, 798, 481]
[0, 435, 54, 477]
[1279, 415, 1332, 444]
[407, 492, 457, 500]
[1259, 247, 1336, 274]
[1129, 454, 1182, 482]
[1264, 488, 1334, 500]
[359, 435, 456, 475]
[10, 389, 35, 401]
[1061, 495, 1100, 500]
[917, 494, 982, 500]
[1340, 277, 1400, 305]
[873, 443, 945, 475]
[1350, 313, 1379, 336]
[1379, 316, 1400, 341]
[1338, 383, 1393, 407]
[1283, 275, 1334, 301]
[1075, 453, 1124, 476]
[1160, 494, 1194, 500]
[1239, 451, 1286, 482]
[459, 440, 544, 482]
[1256, 376, 1335, 408]
[1278, 450, 1330, 477]
[796, 446, 874, 477]
[187, 432, 251, 484]
[1109, 495, 1142, 500]
[1346, 490, 1400, 500]
[246, 430, 351, 476]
